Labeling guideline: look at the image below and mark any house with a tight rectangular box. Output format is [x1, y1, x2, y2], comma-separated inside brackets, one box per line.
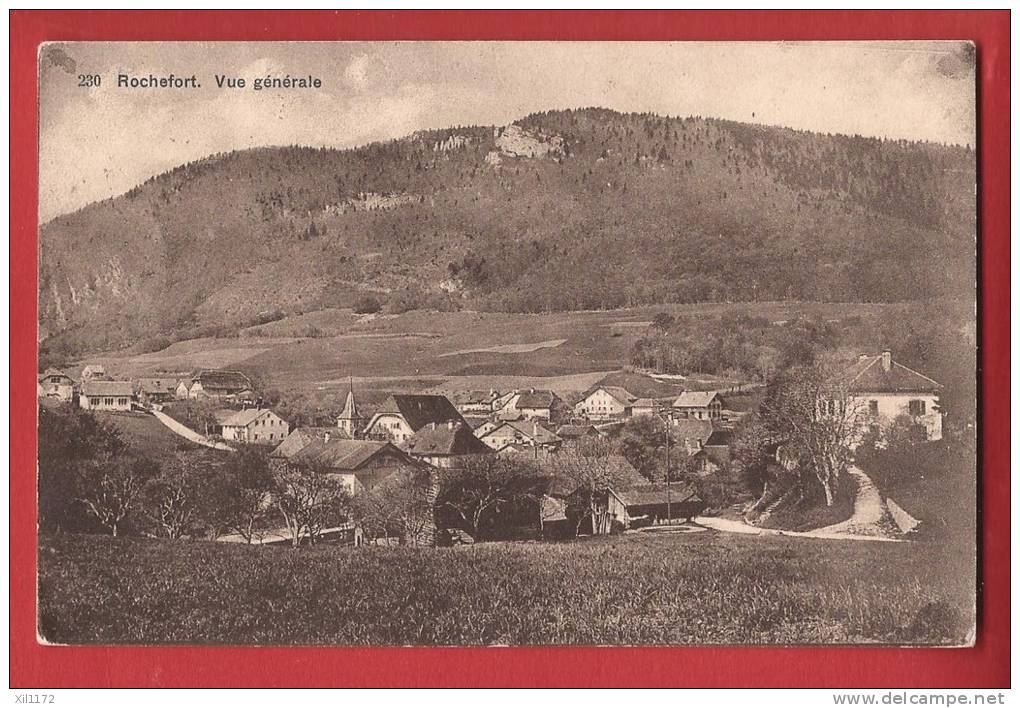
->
[187, 370, 252, 399]
[220, 408, 289, 444]
[451, 389, 504, 415]
[80, 364, 109, 382]
[702, 428, 734, 470]
[473, 419, 500, 438]
[271, 430, 420, 495]
[37, 368, 75, 401]
[672, 391, 723, 421]
[78, 380, 133, 411]
[362, 394, 467, 444]
[573, 385, 637, 420]
[672, 418, 714, 455]
[615, 483, 706, 526]
[135, 377, 178, 405]
[837, 350, 944, 442]
[479, 420, 562, 452]
[404, 422, 493, 468]
[335, 388, 366, 438]
[496, 389, 565, 421]
[629, 398, 662, 417]
[175, 379, 193, 399]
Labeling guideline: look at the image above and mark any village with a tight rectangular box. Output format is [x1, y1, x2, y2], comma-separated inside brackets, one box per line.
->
[37, 346, 946, 548]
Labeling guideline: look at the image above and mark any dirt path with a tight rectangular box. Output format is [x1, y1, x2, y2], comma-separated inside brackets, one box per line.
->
[812, 466, 891, 537]
[695, 515, 900, 543]
[150, 409, 235, 452]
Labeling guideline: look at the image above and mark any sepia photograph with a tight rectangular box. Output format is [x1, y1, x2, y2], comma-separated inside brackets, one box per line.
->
[35, 40, 978, 647]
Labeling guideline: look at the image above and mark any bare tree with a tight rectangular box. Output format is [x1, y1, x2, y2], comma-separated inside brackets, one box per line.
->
[77, 454, 156, 537]
[355, 467, 437, 546]
[758, 361, 866, 506]
[437, 455, 538, 538]
[546, 437, 626, 535]
[145, 456, 203, 539]
[275, 460, 351, 547]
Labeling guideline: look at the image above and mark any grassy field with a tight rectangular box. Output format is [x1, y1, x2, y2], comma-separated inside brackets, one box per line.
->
[38, 529, 973, 646]
[78, 301, 908, 399]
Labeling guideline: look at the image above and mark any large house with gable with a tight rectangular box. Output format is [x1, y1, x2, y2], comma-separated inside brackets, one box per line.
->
[573, 385, 637, 421]
[362, 394, 467, 445]
[220, 408, 290, 444]
[835, 350, 944, 443]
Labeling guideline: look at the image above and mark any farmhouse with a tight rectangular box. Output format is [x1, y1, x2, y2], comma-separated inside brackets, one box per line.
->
[37, 368, 75, 401]
[404, 422, 493, 468]
[555, 424, 600, 443]
[220, 408, 289, 444]
[186, 370, 252, 400]
[496, 389, 565, 421]
[672, 418, 714, 454]
[573, 385, 636, 420]
[838, 350, 944, 442]
[78, 380, 133, 411]
[135, 377, 178, 405]
[672, 391, 723, 421]
[363, 394, 466, 444]
[271, 431, 419, 495]
[80, 364, 109, 382]
[450, 389, 503, 415]
[480, 420, 562, 452]
[629, 398, 663, 417]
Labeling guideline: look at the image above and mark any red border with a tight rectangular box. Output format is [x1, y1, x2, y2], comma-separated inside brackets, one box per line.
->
[10, 10, 1010, 688]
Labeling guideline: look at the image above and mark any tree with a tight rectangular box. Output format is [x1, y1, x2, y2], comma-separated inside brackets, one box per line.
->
[436, 455, 540, 539]
[352, 466, 438, 545]
[145, 454, 204, 540]
[757, 362, 866, 506]
[617, 414, 674, 481]
[547, 437, 626, 535]
[77, 454, 158, 537]
[203, 446, 276, 542]
[275, 460, 352, 547]
[650, 312, 675, 333]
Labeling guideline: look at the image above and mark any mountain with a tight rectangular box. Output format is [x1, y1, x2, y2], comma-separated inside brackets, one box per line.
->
[39, 108, 975, 358]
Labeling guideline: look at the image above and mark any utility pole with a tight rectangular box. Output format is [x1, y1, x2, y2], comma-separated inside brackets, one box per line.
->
[665, 412, 671, 524]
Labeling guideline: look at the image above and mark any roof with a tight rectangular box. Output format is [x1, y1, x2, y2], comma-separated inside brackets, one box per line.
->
[136, 377, 177, 394]
[673, 391, 721, 408]
[616, 483, 702, 508]
[82, 364, 105, 373]
[405, 423, 492, 457]
[842, 354, 942, 393]
[337, 389, 362, 421]
[630, 398, 660, 409]
[515, 390, 560, 410]
[270, 428, 340, 458]
[195, 370, 251, 391]
[221, 408, 280, 428]
[555, 424, 599, 440]
[485, 420, 562, 446]
[282, 436, 412, 471]
[705, 428, 734, 447]
[39, 368, 73, 382]
[595, 386, 638, 406]
[450, 390, 499, 406]
[81, 380, 133, 397]
[375, 394, 466, 432]
[672, 418, 714, 441]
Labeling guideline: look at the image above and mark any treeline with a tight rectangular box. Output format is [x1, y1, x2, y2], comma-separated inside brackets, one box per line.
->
[40, 107, 975, 354]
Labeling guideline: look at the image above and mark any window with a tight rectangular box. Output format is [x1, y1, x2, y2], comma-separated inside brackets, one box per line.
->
[869, 400, 879, 416]
[908, 400, 926, 416]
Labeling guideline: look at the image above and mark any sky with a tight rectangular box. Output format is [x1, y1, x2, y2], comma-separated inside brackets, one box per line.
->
[38, 41, 975, 222]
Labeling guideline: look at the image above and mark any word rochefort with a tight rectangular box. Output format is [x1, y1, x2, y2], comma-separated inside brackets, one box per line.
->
[117, 73, 201, 89]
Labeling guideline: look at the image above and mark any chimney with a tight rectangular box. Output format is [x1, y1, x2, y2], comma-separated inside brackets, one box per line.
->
[881, 350, 892, 372]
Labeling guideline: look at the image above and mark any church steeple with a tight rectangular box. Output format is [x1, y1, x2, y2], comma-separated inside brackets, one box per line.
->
[337, 377, 365, 438]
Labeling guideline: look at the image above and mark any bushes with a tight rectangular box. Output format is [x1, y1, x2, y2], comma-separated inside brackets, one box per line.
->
[352, 294, 383, 314]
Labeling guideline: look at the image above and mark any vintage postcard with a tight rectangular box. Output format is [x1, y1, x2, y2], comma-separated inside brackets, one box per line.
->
[36, 40, 977, 646]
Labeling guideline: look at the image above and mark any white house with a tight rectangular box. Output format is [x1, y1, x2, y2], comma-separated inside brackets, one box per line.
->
[363, 394, 466, 445]
[479, 420, 562, 452]
[78, 380, 133, 411]
[574, 386, 636, 420]
[220, 409, 290, 444]
[672, 391, 723, 421]
[38, 368, 75, 401]
[80, 364, 109, 382]
[840, 350, 943, 442]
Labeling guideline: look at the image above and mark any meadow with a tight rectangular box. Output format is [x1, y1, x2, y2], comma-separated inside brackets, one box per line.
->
[38, 528, 973, 646]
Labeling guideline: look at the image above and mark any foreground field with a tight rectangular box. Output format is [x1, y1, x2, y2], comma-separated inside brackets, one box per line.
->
[38, 530, 973, 646]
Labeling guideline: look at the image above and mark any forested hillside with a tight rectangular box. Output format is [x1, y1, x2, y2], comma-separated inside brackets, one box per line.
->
[39, 108, 975, 356]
